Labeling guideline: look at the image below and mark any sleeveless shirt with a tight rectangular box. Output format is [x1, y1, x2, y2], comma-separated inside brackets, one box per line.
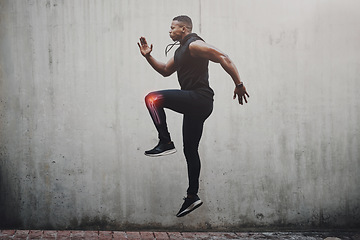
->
[174, 33, 214, 99]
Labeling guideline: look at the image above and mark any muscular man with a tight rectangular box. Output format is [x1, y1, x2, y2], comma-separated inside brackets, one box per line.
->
[137, 15, 249, 217]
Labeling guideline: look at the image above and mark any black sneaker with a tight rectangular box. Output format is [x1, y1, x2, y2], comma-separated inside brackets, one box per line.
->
[176, 195, 203, 217]
[144, 141, 176, 157]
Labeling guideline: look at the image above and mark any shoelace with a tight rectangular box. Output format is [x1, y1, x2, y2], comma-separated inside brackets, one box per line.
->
[165, 41, 180, 56]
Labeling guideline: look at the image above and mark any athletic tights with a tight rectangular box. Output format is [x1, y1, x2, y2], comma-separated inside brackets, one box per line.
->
[145, 89, 213, 195]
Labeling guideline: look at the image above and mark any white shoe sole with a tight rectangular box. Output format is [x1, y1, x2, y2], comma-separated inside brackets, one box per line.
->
[176, 200, 203, 217]
[144, 148, 177, 157]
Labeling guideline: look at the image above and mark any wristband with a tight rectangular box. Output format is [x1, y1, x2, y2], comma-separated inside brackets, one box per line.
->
[236, 82, 244, 89]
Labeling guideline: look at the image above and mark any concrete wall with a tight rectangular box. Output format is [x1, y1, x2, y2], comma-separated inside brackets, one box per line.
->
[0, 0, 359, 230]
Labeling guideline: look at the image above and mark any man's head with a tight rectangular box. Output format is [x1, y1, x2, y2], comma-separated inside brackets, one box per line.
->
[169, 15, 193, 41]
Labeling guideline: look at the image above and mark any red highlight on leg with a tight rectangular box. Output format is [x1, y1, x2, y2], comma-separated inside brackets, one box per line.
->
[147, 95, 158, 103]
[146, 93, 161, 125]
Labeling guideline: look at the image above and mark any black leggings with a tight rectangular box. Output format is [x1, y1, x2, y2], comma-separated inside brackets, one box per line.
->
[145, 89, 213, 195]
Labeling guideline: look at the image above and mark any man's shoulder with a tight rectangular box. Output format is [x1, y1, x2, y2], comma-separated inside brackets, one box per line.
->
[189, 40, 207, 51]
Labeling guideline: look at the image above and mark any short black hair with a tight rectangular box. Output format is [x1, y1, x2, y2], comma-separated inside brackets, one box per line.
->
[173, 15, 193, 32]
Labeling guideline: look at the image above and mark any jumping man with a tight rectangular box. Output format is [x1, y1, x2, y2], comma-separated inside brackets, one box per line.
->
[137, 15, 249, 217]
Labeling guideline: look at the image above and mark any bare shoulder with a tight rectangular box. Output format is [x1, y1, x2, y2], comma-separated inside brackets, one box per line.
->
[189, 40, 215, 58]
[189, 40, 209, 50]
[189, 40, 224, 60]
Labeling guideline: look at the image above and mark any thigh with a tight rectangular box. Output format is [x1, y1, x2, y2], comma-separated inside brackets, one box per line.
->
[149, 89, 213, 117]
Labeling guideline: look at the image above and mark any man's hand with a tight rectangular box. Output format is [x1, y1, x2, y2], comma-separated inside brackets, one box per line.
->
[137, 37, 153, 57]
[233, 85, 249, 105]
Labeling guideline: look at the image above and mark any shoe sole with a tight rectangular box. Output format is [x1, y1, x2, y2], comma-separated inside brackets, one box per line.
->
[176, 200, 203, 217]
[144, 148, 177, 157]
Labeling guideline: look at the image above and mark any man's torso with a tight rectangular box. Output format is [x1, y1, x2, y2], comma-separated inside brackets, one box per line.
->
[174, 33, 214, 99]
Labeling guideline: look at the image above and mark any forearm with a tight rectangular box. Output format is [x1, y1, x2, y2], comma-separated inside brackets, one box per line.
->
[145, 55, 169, 77]
[219, 55, 242, 85]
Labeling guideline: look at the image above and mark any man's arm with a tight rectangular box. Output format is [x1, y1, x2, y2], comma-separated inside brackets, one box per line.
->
[189, 40, 249, 104]
[137, 37, 176, 77]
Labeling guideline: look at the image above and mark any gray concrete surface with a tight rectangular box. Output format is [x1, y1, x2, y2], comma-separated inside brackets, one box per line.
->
[1, 0, 360, 230]
[1, 230, 360, 240]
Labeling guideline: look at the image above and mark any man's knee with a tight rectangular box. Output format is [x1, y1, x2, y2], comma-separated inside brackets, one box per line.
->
[145, 92, 161, 105]
[145, 92, 152, 104]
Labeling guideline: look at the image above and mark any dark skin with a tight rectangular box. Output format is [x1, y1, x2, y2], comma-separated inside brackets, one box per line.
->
[137, 20, 249, 104]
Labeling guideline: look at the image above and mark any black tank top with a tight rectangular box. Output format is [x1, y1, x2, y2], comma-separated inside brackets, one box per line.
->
[174, 33, 214, 99]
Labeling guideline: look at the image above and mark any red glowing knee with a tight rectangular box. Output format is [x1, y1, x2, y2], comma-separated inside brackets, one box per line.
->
[146, 94, 160, 104]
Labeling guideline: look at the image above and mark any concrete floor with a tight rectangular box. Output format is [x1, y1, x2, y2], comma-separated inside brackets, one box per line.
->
[0, 230, 359, 239]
